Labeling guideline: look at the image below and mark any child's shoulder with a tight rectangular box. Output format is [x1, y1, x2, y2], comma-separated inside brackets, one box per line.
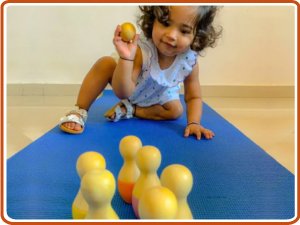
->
[181, 48, 198, 60]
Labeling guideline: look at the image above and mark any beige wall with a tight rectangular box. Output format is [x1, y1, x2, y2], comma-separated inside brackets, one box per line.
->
[6, 4, 296, 86]
[198, 5, 295, 86]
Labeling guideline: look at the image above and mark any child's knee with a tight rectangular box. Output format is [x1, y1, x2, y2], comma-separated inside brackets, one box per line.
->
[94, 56, 117, 73]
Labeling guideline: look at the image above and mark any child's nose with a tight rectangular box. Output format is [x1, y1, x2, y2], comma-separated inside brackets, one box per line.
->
[165, 27, 177, 41]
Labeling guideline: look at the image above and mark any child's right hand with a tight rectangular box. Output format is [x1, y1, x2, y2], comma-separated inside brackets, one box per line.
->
[184, 124, 215, 140]
[113, 25, 139, 61]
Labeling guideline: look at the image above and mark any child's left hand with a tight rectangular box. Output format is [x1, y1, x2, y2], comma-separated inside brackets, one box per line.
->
[184, 124, 215, 140]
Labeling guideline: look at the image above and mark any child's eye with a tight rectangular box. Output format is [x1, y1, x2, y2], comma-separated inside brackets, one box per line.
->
[159, 20, 170, 27]
[181, 29, 192, 35]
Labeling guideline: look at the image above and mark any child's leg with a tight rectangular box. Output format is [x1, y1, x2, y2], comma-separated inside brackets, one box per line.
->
[76, 56, 117, 110]
[61, 56, 116, 132]
[135, 100, 183, 120]
[106, 100, 183, 121]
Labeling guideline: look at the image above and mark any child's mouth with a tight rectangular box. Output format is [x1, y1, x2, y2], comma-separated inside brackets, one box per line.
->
[162, 41, 176, 48]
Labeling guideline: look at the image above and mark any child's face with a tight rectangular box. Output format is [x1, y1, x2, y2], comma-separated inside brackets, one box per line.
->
[152, 6, 197, 58]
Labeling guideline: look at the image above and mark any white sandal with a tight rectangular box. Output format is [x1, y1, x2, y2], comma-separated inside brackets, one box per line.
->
[104, 99, 135, 122]
[59, 106, 88, 134]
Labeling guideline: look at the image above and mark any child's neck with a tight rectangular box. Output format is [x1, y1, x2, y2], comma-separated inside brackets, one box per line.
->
[157, 51, 176, 70]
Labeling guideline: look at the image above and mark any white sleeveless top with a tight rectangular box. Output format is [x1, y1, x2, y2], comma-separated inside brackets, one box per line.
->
[128, 38, 197, 107]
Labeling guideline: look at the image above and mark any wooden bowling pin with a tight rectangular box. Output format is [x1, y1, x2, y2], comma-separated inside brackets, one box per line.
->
[160, 164, 193, 219]
[132, 145, 161, 218]
[118, 135, 142, 204]
[81, 169, 119, 220]
[72, 151, 106, 219]
[138, 186, 178, 219]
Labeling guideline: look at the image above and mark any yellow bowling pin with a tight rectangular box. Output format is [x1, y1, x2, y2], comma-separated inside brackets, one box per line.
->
[72, 151, 106, 219]
[132, 146, 161, 218]
[160, 164, 193, 219]
[81, 169, 119, 220]
[118, 135, 142, 204]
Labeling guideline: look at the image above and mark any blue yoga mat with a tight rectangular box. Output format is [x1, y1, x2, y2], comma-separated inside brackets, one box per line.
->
[6, 91, 295, 220]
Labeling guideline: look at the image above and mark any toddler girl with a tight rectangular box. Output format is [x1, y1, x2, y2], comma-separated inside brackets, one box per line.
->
[59, 6, 221, 140]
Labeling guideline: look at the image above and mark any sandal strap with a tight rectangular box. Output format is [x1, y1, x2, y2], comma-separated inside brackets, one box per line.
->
[66, 106, 88, 122]
[105, 100, 135, 122]
[112, 105, 123, 122]
[59, 114, 85, 128]
[121, 99, 134, 119]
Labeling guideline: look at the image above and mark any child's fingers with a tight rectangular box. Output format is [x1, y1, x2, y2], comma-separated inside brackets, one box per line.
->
[196, 130, 201, 140]
[132, 33, 140, 45]
[203, 133, 211, 139]
[113, 35, 122, 42]
[114, 25, 122, 37]
[113, 36, 122, 46]
[205, 128, 215, 137]
[203, 130, 214, 139]
[184, 127, 190, 137]
[113, 26, 122, 46]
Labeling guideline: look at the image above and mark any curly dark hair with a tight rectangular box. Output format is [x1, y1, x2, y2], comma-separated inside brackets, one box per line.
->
[138, 6, 222, 53]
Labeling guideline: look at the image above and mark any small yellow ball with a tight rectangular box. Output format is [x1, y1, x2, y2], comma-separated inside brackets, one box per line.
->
[120, 22, 136, 42]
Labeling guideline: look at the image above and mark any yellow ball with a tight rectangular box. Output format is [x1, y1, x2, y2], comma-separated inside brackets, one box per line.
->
[120, 22, 136, 42]
[138, 186, 178, 219]
[76, 151, 106, 178]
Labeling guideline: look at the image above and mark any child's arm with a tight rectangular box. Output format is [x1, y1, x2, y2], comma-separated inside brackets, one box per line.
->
[183, 63, 215, 140]
[112, 25, 142, 99]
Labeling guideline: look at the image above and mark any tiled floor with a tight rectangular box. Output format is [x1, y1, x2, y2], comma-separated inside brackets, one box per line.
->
[6, 95, 295, 174]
